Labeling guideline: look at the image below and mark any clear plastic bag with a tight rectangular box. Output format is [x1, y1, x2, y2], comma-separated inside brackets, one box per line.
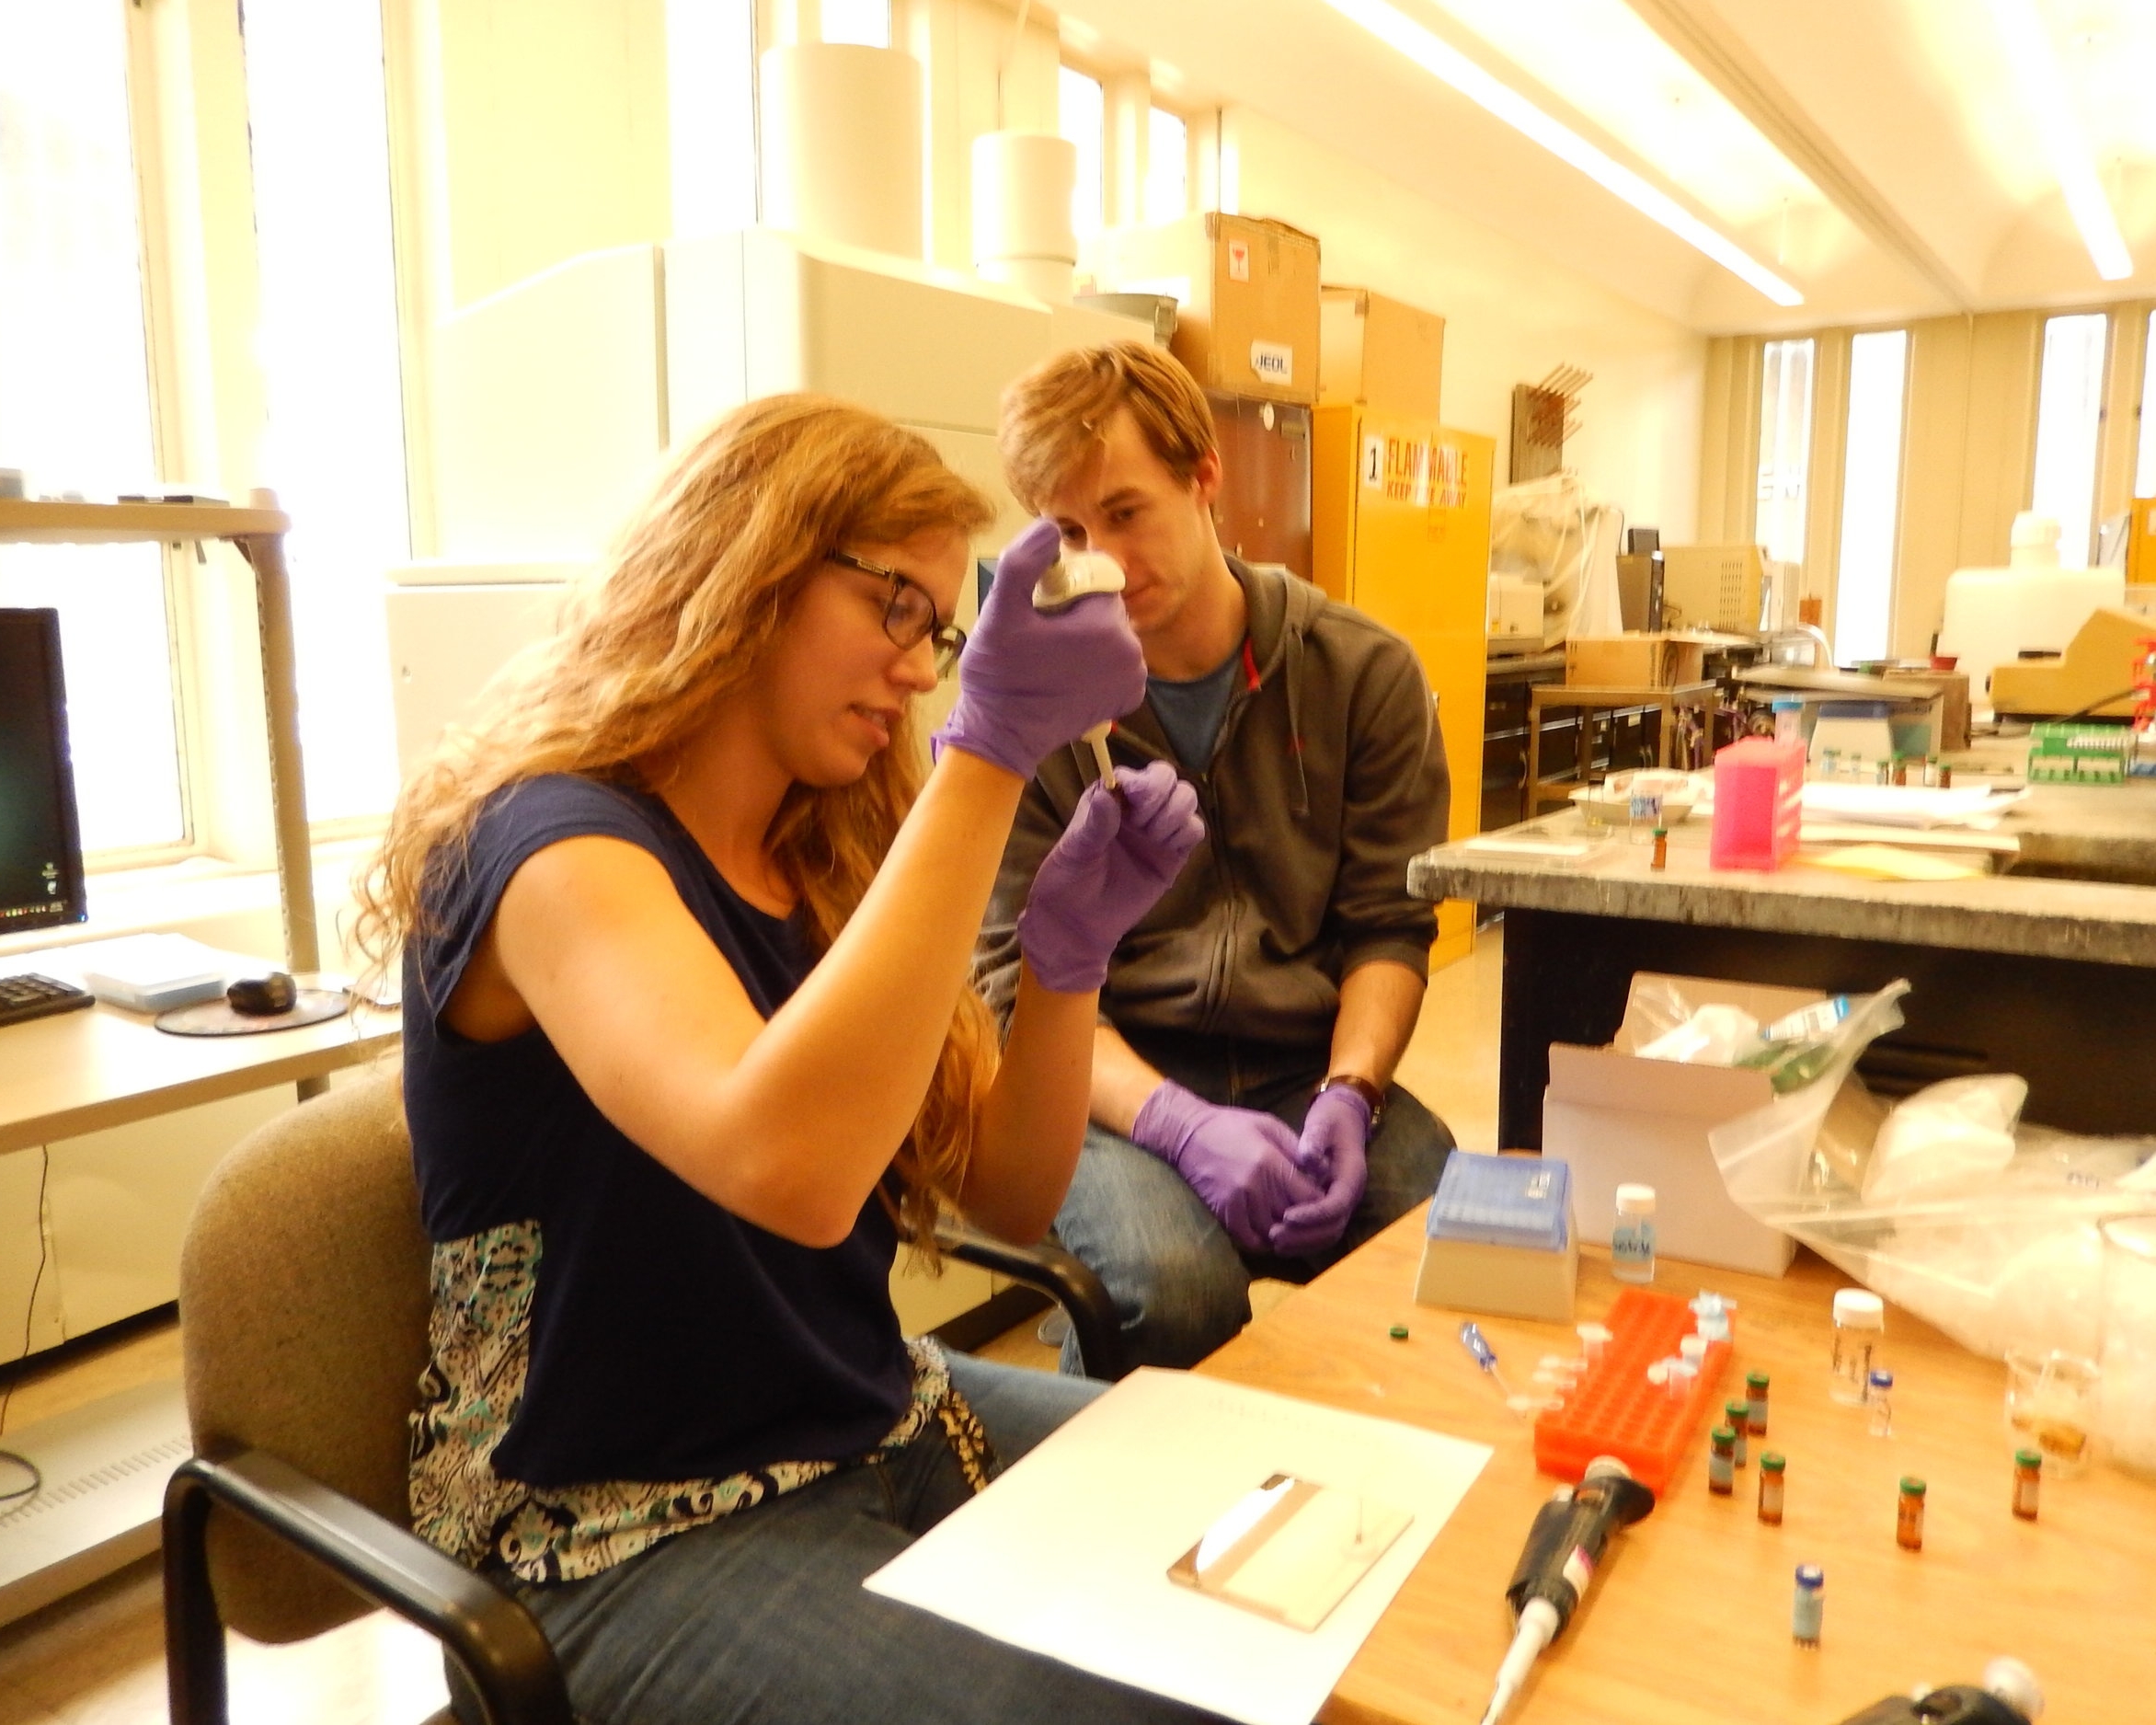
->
[1709, 1044, 2156, 1471]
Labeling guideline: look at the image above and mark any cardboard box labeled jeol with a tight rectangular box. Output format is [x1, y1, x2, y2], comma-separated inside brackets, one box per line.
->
[1084, 212, 1321, 404]
[1542, 972, 1817, 1277]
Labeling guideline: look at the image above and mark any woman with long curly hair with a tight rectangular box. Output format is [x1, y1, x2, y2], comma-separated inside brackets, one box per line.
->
[356, 395, 1212, 1723]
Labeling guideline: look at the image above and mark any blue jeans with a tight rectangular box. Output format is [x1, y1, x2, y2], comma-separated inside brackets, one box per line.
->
[505, 1353, 1230, 1724]
[1053, 1081, 1452, 1373]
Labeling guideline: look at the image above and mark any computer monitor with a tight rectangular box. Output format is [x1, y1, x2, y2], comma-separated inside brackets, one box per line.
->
[0, 608, 87, 933]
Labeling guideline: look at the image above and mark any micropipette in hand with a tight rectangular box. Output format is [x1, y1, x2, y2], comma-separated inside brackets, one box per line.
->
[1480, 1456, 1657, 1725]
[1031, 548, 1127, 787]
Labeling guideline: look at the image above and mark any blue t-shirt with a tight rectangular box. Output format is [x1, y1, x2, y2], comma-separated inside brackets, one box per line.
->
[1147, 641, 1244, 772]
[400, 775, 919, 1574]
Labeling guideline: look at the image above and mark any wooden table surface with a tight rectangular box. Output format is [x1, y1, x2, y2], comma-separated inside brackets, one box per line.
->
[1198, 1213, 2156, 1725]
[0, 998, 399, 1154]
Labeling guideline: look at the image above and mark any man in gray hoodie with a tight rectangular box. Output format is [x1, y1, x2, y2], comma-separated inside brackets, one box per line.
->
[976, 342, 1455, 1373]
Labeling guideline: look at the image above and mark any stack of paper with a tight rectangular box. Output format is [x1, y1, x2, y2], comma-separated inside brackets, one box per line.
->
[865, 1370, 1491, 1725]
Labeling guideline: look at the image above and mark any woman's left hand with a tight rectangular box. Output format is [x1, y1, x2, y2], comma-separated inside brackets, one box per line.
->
[1016, 762, 1204, 994]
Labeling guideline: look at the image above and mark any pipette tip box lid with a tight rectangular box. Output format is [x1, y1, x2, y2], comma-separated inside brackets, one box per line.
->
[1415, 1152, 1577, 1322]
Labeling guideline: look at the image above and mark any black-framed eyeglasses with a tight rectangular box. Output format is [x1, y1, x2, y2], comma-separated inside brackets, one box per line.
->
[827, 549, 967, 677]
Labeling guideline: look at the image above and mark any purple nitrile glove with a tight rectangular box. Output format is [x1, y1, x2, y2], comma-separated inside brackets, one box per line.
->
[931, 517, 1146, 782]
[1267, 1086, 1373, 1257]
[1018, 763, 1205, 994]
[1130, 1080, 1324, 1255]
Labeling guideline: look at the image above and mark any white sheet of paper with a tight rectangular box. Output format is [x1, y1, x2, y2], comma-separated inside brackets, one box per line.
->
[1797, 783, 2023, 828]
[864, 1368, 1492, 1725]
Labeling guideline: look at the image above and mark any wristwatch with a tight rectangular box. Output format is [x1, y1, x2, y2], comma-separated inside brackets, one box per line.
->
[1316, 1073, 1386, 1129]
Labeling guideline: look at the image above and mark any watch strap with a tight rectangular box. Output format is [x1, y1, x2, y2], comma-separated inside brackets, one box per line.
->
[1317, 1073, 1386, 1126]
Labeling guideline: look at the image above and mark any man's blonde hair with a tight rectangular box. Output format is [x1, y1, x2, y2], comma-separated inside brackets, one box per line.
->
[998, 340, 1217, 513]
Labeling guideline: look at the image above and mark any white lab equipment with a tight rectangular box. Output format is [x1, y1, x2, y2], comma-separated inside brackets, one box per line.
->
[1935, 512, 2125, 717]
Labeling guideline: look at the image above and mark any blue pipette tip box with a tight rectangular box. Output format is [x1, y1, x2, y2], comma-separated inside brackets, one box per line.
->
[1427, 1152, 1570, 1252]
[1416, 1153, 1577, 1322]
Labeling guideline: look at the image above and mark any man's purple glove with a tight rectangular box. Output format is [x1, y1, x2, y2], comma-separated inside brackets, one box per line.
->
[931, 518, 1146, 781]
[1130, 1080, 1323, 1254]
[1267, 1086, 1373, 1257]
[1018, 763, 1204, 994]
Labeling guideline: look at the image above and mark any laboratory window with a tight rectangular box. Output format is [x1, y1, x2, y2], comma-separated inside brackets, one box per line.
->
[1060, 66, 1106, 241]
[1756, 338, 1816, 575]
[2031, 311, 2109, 568]
[1832, 329, 1909, 665]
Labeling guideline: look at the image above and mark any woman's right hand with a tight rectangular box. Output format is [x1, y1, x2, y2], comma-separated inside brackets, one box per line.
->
[931, 518, 1146, 781]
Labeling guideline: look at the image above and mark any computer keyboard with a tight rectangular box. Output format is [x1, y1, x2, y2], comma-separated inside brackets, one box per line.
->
[0, 972, 96, 1028]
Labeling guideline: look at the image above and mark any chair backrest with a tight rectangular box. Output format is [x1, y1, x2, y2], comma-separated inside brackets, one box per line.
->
[178, 1066, 434, 1643]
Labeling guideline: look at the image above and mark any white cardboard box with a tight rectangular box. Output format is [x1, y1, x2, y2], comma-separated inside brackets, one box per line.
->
[1542, 972, 1818, 1278]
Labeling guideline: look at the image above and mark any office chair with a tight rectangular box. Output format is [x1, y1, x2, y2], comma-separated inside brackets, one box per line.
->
[164, 1070, 1123, 1725]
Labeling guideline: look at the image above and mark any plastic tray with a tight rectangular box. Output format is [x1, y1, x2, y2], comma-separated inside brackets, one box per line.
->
[1533, 1288, 1731, 1497]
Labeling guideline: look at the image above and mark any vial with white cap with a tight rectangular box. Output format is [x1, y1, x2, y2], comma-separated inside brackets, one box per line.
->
[1611, 1184, 1657, 1284]
[1830, 1288, 1886, 1405]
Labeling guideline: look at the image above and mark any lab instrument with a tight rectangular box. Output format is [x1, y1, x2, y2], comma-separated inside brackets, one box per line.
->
[1030, 547, 1129, 786]
[1478, 1456, 1655, 1725]
[1833, 1658, 2044, 1725]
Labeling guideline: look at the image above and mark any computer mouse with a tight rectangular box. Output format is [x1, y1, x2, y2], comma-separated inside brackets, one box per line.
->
[227, 972, 298, 1017]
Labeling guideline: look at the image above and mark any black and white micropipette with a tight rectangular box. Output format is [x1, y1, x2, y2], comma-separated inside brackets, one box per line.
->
[1030, 548, 1126, 784]
[1479, 1455, 1656, 1725]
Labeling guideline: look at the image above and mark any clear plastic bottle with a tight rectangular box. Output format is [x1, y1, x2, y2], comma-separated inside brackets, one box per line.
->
[1611, 1183, 1657, 1283]
[1830, 1289, 1885, 1405]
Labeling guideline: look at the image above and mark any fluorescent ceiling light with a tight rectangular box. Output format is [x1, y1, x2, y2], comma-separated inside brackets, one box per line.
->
[1987, 0, 2133, 282]
[1313, 0, 1803, 306]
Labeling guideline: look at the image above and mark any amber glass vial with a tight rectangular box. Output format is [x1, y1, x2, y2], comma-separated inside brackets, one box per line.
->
[1758, 1452, 1786, 1524]
[1897, 1477, 1926, 1550]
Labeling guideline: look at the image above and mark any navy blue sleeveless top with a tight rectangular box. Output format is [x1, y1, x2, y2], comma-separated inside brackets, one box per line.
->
[401, 775, 915, 1492]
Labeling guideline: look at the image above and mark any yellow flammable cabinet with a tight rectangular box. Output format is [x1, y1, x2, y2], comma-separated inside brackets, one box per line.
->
[1313, 408, 1493, 970]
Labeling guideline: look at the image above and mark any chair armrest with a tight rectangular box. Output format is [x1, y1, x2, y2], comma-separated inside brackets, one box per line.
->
[936, 1224, 1127, 1381]
[164, 1450, 572, 1725]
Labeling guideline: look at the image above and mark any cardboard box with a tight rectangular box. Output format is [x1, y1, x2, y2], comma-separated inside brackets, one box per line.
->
[1564, 632, 1706, 689]
[1085, 212, 1321, 403]
[1542, 972, 1815, 1277]
[1319, 285, 1443, 420]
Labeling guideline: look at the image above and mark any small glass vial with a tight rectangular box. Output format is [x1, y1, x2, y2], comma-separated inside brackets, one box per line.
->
[2013, 1448, 2042, 1521]
[1792, 1564, 1824, 1646]
[1773, 699, 1804, 746]
[1725, 1399, 1751, 1466]
[1611, 1184, 1657, 1283]
[1746, 1370, 1771, 1436]
[1708, 1426, 1737, 1494]
[1867, 1369, 1895, 1437]
[1758, 1452, 1786, 1524]
[1575, 1322, 1611, 1366]
[1897, 1477, 1926, 1550]
[1830, 1289, 1886, 1404]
